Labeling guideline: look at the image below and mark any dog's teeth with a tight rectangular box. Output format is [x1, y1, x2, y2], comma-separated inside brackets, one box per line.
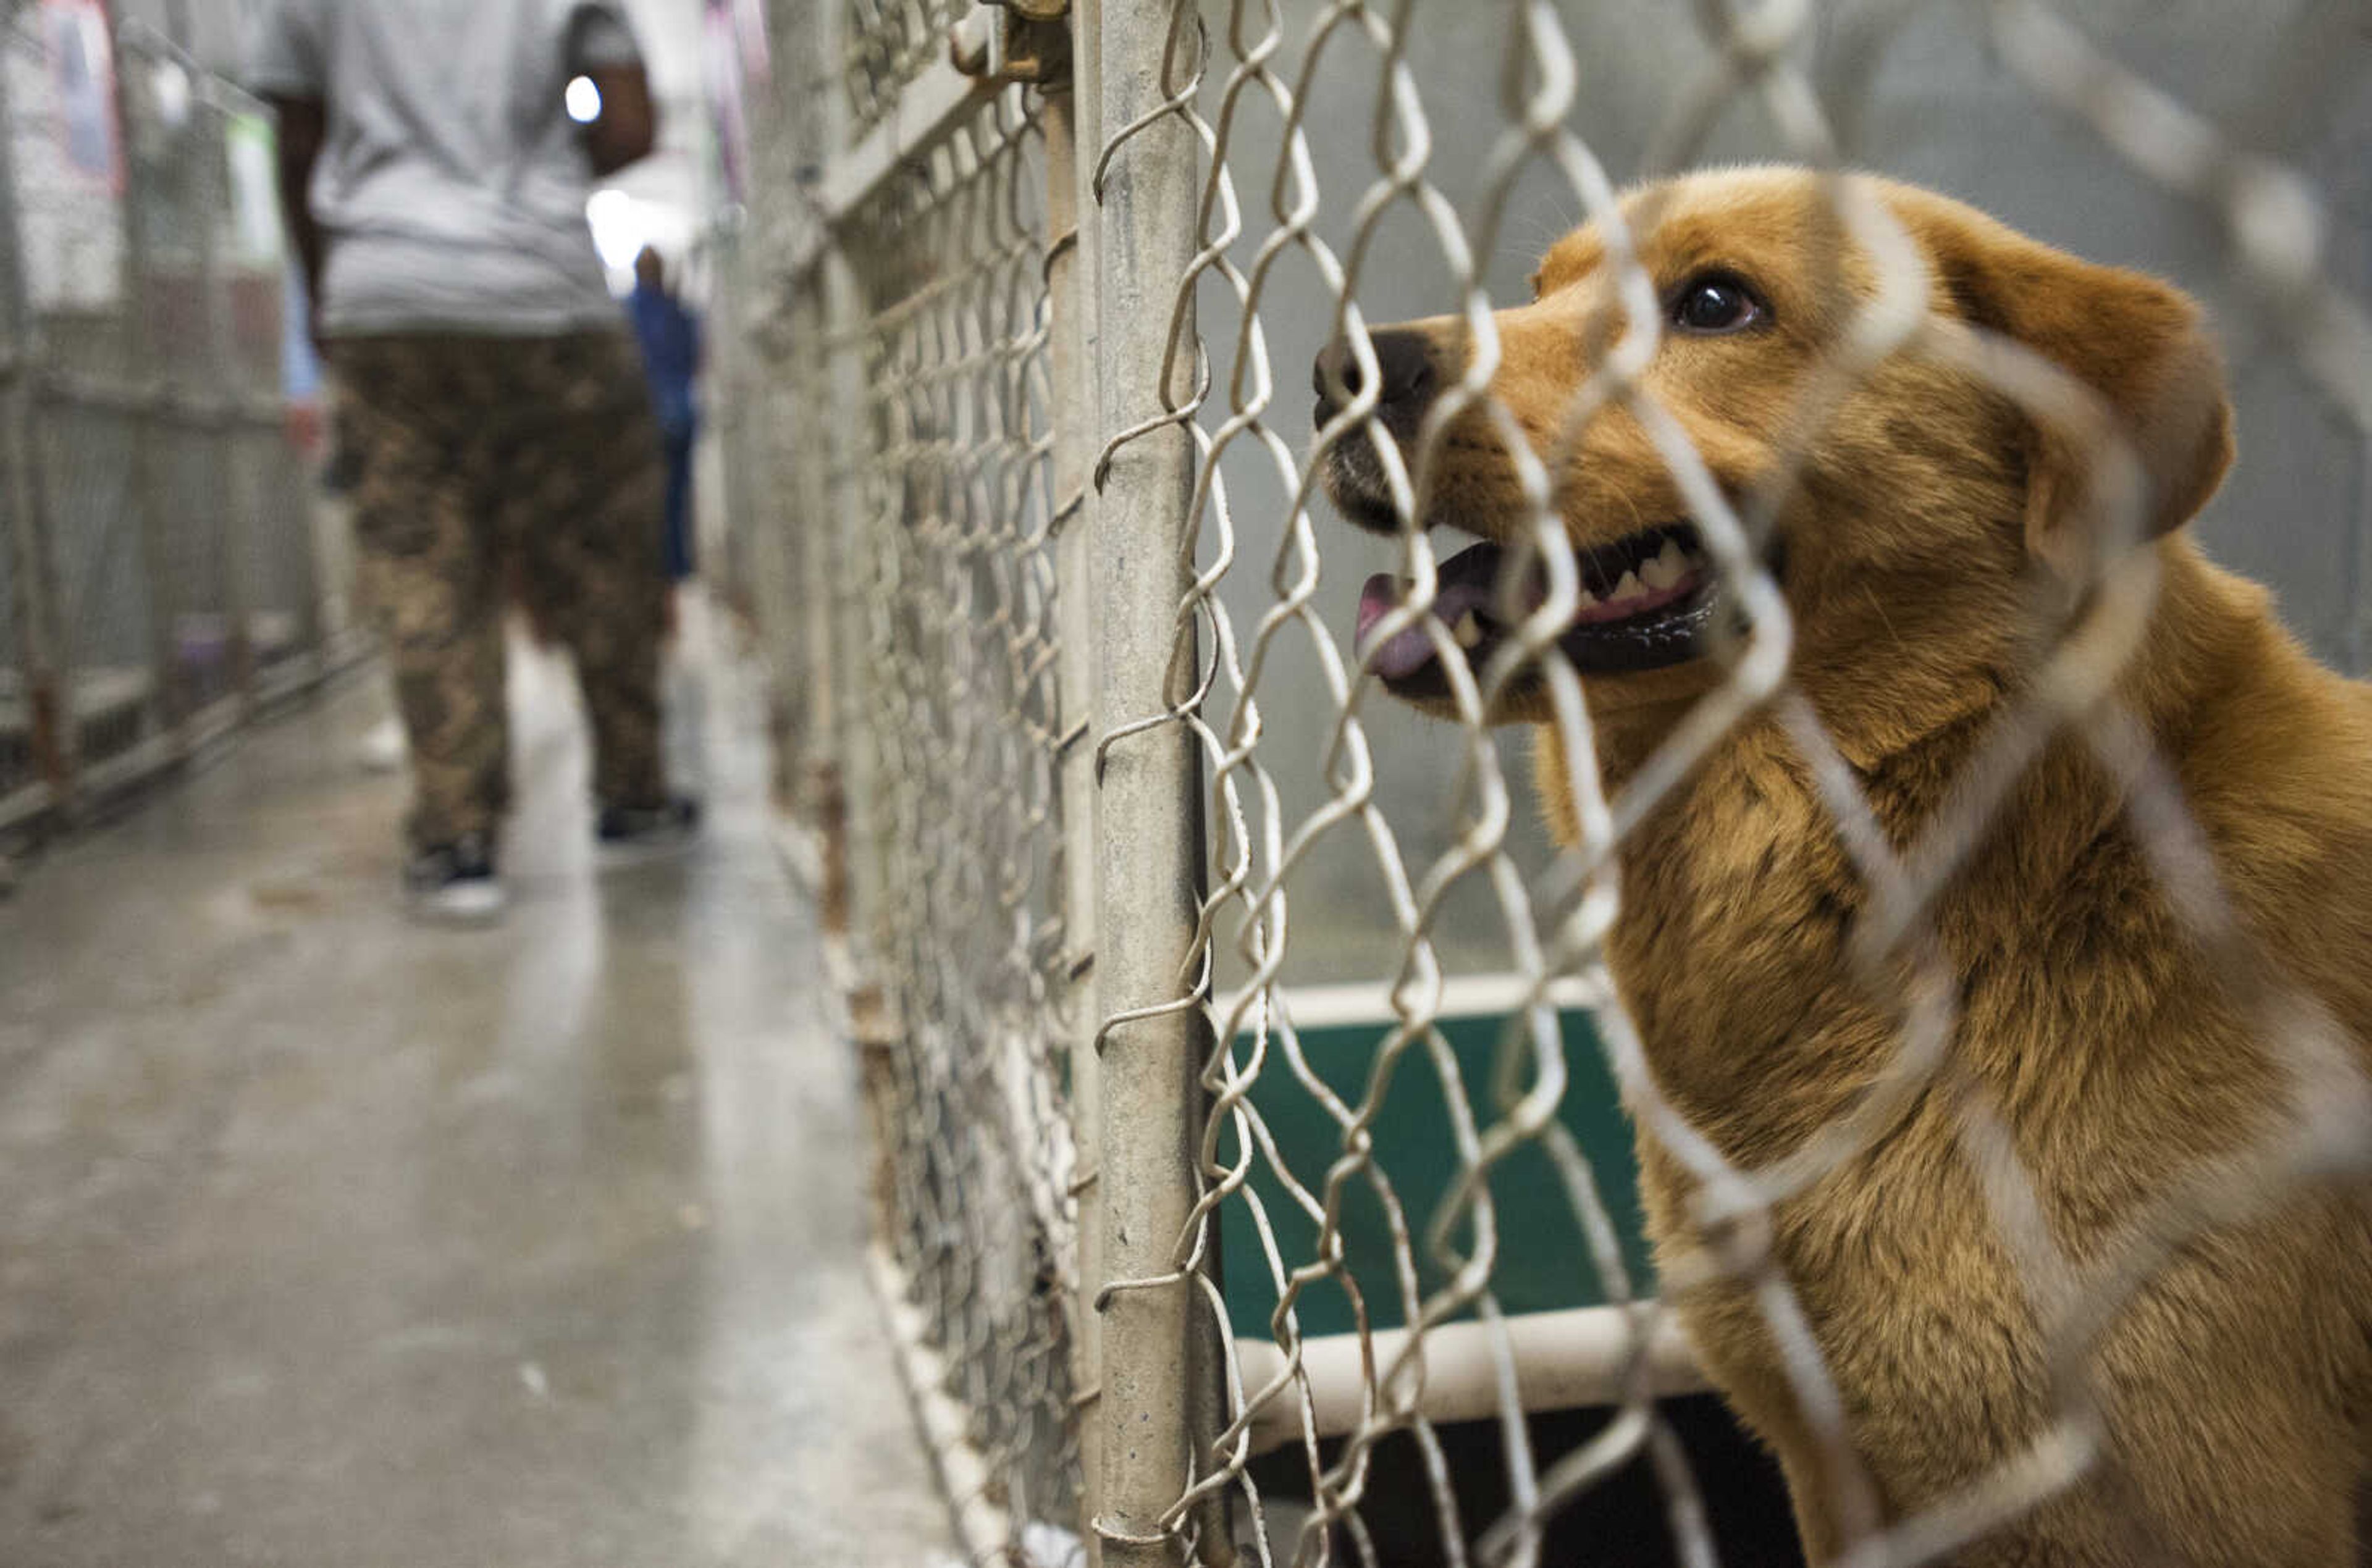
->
[1453, 610, 1484, 650]
[1658, 539, 1688, 574]
[1639, 553, 1680, 590]
[1612, 570, 1644, 602]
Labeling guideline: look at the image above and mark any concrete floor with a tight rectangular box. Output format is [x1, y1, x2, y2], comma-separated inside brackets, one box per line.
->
[0, 626, 953, 1565]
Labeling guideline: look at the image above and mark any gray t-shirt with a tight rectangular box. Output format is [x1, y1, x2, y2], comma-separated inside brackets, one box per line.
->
[243, 0, 643, 337]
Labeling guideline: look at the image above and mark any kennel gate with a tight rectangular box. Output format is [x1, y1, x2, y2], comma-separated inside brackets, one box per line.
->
[0, 9, 349, 842]
[718, 0, 2372, 1562]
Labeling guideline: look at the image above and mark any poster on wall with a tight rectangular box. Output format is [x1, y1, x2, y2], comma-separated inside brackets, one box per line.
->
[9, 0, 125, 311]
[47, 0, 117, 185]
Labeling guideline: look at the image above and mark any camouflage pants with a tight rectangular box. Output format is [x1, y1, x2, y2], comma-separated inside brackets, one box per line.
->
[329, 331, 670, 850]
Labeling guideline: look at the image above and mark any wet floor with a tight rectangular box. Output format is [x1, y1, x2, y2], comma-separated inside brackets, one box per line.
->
[0, 621, 951, 1565]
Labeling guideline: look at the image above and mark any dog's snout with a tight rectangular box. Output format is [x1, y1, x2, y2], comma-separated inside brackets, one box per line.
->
[1313, 329, 1437, 422]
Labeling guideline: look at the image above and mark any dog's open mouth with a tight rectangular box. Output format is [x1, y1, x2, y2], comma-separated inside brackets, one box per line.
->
[1355, 522, 1720, 694]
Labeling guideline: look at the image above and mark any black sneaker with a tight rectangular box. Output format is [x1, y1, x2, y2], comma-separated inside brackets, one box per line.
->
[402, 832, 507, 924]
[595, 795, 702, 860]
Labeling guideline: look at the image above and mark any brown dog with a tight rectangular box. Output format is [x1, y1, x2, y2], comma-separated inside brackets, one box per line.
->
[1316, 167, 2372, 1566]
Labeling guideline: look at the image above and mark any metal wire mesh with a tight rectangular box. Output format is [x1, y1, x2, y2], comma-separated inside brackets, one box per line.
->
[831, 87, 1087, 1551]
[844, 0, 970, 140]
[38, 400, 149, 753]
[1100, 2, 2372, 1564]
[709, 225, 831, 810]
[1, 10, 337, 836]
[233, 422, 319, 686]
[0, 474, 25, 802]
[730, 1, 2372, 1564]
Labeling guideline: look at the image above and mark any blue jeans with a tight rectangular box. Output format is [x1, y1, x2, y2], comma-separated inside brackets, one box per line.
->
[660, 418, 696, 582]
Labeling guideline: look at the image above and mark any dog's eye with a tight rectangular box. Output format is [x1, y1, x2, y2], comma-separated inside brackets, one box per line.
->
[1672, 275, 1762, 335]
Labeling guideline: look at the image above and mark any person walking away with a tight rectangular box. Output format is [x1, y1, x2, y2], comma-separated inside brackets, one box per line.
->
[247, 0, 700, 923]
[625, 246, 701, 615]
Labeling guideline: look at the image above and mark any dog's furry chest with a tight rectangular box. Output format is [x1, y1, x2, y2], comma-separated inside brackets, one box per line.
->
[1605, 745, 1878, 1166]
[1600, 740, 2292, 1507]
[1604, 732, 2284, 1239]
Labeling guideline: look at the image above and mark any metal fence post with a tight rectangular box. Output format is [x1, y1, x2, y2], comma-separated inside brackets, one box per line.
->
[810, 0, 868, 942]
[191, 102, 254, 710]
[0, 24, 70, 816]
[816, 238, 888, 959]
[1041, 60, 1108, 1565]
[112, 31, 187, 752]
[1089, 0, 1213, 1561]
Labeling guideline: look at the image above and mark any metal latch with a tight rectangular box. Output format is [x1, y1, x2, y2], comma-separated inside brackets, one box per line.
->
[948, 1, 1070, 85]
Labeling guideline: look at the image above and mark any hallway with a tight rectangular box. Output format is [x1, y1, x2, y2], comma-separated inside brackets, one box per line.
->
[0, 630, 951, 1565]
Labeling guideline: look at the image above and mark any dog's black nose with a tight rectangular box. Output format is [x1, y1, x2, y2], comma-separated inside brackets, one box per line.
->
[1313, 329, 1436, 421]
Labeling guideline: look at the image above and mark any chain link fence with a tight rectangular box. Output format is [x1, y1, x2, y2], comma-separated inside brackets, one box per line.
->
[718, 0, 2372, 1562]
[0, 4, 342, 845]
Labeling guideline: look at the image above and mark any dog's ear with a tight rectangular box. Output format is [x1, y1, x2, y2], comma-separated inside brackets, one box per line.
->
[1895, 191, 2234, 576]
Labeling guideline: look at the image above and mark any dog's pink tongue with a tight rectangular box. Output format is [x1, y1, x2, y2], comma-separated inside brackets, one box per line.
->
[1358, 572, 1439, 681]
